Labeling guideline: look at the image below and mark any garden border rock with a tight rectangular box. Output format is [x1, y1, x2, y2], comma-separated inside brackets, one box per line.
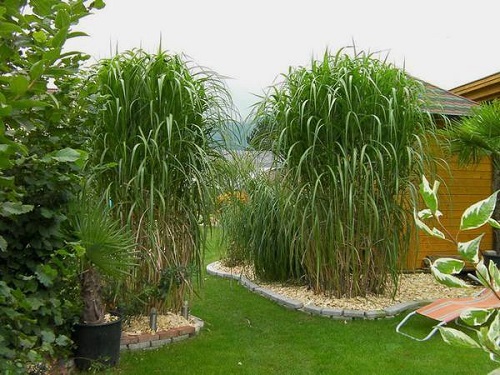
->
[206, 262, 430, 320]
[120, 316, 204, 351]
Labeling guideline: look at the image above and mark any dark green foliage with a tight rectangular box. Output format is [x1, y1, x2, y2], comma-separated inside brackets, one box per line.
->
[0, 0, 102, 371]
[442, 101, 500, 253]
[72, 194, 136, 324]
[444, 101, 500, 166]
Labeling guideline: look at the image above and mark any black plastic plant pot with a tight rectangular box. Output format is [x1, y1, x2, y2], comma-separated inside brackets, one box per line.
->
[73, 317, 122, 371]
[483, 250, 500, 268]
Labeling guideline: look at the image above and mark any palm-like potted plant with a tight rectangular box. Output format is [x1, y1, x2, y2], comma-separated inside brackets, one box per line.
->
[71, 195, 135, 370]
[443, 101, 500, 264]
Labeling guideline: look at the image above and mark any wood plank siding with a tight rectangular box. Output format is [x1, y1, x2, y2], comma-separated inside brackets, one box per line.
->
[406, 149, 493, 269]
[451, 72, 500, 103]
[405, 73, 500, 269]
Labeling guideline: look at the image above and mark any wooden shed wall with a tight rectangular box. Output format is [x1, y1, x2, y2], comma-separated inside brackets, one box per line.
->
[405, 151, 493, 269]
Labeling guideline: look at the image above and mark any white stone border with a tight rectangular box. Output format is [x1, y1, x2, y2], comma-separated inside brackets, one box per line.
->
[206, 262, 430, 320]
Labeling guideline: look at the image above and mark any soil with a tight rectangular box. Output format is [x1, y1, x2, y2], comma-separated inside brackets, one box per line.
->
[213, 261, 480, 311]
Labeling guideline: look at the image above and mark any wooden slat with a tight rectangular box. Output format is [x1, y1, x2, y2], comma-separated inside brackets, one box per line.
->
[408, 153, 494, 269]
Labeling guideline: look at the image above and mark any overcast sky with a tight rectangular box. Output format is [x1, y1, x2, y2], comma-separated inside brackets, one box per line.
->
[67, 0, 500, 118]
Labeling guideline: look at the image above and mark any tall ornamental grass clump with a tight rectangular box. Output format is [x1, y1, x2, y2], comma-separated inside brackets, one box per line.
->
[244, 50, 435, 297]
[87, 49, 232, 313]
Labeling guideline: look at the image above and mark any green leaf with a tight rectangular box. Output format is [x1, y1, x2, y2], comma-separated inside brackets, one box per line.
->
[29, 60, 45, 80]
[52, 28, 68, 49]
[431, 227, 445, 239]
[31, 0, 54, 16]
[478, 326, 500, 356]
[10, 99, 48, 110]
[19, 336, 37, 349]
[55, 9, 70, 29]
[91, 0, 106, 9]
[417, 208, 433, 220]
[477, 260, 491, 285]
[0, 235, 7, 252]
[0, 103, 12, 116]
[420, 176, 440, 214]
[0, 201, 34, 216]
[413, 210, 445, 239]
[0, 21, 23, 35]
[25, 297, 44, 311]
[457, 234, 483, 263]
[51, 147, 87, 163]
[488, 312, 500, 343]
[55, 334, 71, 347]
[32, 30, 47, 44]
[460, 308, 495, 326]
[490, 261, 500, 291]
[40, 329, 55, 344]
[432, 257, 465, 274]
[461, 191, 499, 231]
[489, 218, 500, 229]
[10, 75, 30, 95]
[67, 31, 89, 39]
[35, 264, 58, 287]
[40, 208, 54, 219]
[431, 266, 469, 288]
[438, 327, 480, 348]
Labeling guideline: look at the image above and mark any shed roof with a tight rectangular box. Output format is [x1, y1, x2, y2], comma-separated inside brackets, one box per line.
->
[450, 72, 500, 102]
[420, 80, 477, 117]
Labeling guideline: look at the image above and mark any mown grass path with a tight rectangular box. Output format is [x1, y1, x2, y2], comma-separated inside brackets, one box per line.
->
[112, 239, 496, 374]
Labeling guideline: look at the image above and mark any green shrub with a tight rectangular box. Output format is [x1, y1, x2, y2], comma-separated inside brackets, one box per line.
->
[0, 0, 103, 371]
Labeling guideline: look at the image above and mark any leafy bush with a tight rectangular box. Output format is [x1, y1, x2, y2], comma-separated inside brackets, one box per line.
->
[415, 176, 500, 370]
[0, 0, 103, 371]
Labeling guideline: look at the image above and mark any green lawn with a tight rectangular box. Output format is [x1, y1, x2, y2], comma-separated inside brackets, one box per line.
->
[110, 233, 497, 375]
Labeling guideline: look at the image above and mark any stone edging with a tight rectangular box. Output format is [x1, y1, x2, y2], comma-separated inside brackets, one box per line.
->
[120, 316, 204, 351]
[206, 262, 430, 320]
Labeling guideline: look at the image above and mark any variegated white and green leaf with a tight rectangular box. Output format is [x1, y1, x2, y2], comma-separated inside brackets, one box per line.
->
[431, 266, 469, 288]
[417, 208, 434, 220]
[489, 262, 500, 291]
[432, 258, 465, 274]
[414, 210, 445, 239]
[461, 191, 499, 231]
[439, 327, 480, 348]
[478, 326, 499, 354]
[420, 176, 440, 214]
[477, 260, 492, 286]
[489, 218, 500, 229]
[457, 234, 483, 263]
[460, 308, 495, 327]
[488, 312, 500, 345]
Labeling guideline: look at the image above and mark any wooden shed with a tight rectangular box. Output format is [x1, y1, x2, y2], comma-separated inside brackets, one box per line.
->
[451, 72, 500, 102]
[406, 81, 493, 269]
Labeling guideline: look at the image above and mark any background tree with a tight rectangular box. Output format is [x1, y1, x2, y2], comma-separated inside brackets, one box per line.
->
[442, 101, 500, 253]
